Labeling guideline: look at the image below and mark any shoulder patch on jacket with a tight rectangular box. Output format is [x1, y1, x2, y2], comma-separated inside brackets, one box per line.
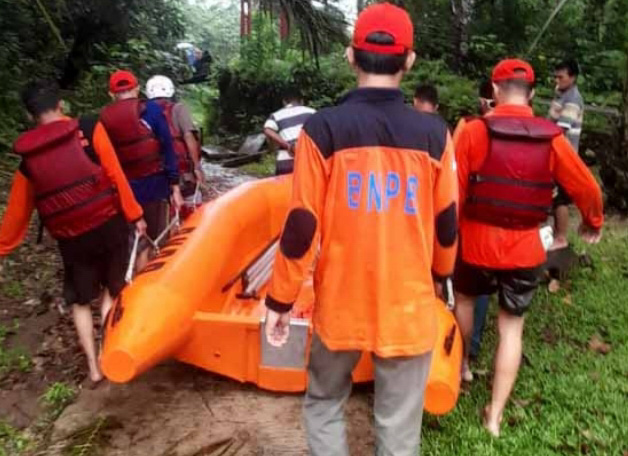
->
[280, 208, 317, 259]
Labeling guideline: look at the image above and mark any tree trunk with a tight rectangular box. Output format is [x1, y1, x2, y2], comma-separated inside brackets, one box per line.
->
[240, 0, 251, 38]
[623, 49, 628, 152]
[279, 11, 290, 41]
[450, 0, 475, 64]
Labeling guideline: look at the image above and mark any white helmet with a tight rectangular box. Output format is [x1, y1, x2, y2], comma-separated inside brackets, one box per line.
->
[146, 75, 175, 99]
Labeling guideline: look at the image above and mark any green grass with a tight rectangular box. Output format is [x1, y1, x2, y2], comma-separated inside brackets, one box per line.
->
[0, 421, 30, 456]
[62, 416, 117, 456]
[422, 223, 628, 455]
[1, 280, 24, 300]
[0, 323, 31, 378]
[239, 152, 275, 177]
[41, 382, 77, 419]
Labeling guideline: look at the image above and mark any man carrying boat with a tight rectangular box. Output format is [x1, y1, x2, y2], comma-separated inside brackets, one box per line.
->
[453, 59, 603, 436]
[100, 70, 183, 271]
[264, 3, 458, 454]
[146, 75, 205, 218]
[0, 81, 146, 385]
[263, 89, 316, 176]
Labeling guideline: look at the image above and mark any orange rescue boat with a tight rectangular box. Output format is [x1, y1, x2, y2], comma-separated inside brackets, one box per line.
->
[101, 176, 461, 414]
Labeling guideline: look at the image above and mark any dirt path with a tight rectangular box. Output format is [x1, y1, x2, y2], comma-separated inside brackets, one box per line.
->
[1, 162, 376, 455]
[1, 159, 84, 430]
[47, 363, 374, 455]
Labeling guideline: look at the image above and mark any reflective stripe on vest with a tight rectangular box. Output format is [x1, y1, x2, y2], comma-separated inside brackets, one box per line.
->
[465, 116, 562, 229]
[100, 98, 163, 179]
[13, 119, 120, 239]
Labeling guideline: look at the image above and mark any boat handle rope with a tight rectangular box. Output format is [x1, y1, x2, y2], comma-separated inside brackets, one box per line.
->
[125, 209, 180, 284]
[445, 278, 455, 311]
[125, 231, 141, 284]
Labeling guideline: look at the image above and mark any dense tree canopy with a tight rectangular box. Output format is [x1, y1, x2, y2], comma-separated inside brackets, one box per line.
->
[0, 0, 186, 149]
[0, 0, 626, 208]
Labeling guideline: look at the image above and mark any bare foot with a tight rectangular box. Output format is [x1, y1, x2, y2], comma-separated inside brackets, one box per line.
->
[461, 360, 474, 383]
[483, 405, 501, 437]
[548, 237, 568, 252]
[88, 361, 104, 384]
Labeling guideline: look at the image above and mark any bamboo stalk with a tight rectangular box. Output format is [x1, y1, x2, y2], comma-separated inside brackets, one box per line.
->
[34, 0, 68, 52]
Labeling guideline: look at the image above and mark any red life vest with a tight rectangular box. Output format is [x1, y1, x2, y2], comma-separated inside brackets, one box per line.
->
[100, 98, 162, 179]
[154, 99, 193, 175]
[13, 119, 120, 239]
[465, 116, 562, 229]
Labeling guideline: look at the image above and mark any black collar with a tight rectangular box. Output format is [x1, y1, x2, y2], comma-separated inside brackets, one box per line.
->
[340, 88, 405, 105]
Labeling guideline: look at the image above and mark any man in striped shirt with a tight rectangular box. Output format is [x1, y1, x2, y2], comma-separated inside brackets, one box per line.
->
[263, 90, 316, 176]
[548, 59, 585, 250]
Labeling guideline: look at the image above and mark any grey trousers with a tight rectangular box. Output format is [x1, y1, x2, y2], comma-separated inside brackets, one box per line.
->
[304, 333, 432, 456]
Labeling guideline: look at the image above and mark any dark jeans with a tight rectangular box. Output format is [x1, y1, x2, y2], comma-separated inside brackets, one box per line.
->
[470, 295, 489, 359]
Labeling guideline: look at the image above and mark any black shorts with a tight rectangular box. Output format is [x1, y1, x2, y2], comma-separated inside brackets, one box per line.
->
[137, 199, 170, 251]
[454, 260, 541, 316]
[553, 184, 572, 208]
[275, 159, 294, 176]
[58, 214, 129, 305]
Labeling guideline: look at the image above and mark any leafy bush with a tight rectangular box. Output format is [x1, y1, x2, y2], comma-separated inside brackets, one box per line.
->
[0, 421, 29, 456]
[0, 323, 31, 378]
[402, 59, 477, 126]
[41, 382, 77, 417]
[0, 0, 186, 153]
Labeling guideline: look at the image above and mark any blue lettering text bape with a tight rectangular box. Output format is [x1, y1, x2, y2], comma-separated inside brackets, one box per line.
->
[347, 171, 418, 214]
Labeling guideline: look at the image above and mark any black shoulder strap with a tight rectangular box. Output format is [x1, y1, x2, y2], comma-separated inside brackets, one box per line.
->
[78, 115, 100, 164]
[19, 159, 30, 178]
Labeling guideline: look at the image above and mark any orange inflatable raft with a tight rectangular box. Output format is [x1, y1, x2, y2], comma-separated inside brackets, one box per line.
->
[101, 176, 462, 414]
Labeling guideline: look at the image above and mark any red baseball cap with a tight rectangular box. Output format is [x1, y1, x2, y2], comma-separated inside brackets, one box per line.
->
[109, 70, 139, 93]
[491, 59, 535, 84]
[352, 2, 413, 55]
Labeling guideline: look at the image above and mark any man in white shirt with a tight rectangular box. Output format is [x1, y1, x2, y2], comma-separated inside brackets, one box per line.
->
[263, 90, 316, 176]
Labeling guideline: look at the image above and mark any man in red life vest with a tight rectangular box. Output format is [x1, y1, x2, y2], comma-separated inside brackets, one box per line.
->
[0, 81, 146, 384]
[100, 70, 183, 271]
[454, 59, 604, 436]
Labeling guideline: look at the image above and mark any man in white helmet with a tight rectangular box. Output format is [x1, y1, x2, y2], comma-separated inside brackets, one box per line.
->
[146, 75, 205, 216]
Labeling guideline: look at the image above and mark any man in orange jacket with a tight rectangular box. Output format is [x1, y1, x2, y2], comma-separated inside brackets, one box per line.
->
[264, 3, 458, 454]
[0, 81, 146, 384]
[454, 59, 603, 437]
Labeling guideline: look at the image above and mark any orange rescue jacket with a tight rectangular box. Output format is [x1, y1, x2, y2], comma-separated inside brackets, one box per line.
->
[266, 88, 459, 357]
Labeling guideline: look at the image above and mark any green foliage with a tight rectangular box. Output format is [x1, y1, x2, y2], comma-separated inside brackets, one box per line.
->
[240, 153, 276, 177]
[0, 0, 187, 153]
[182, 0, 240, 63]
[1, 280, 24, 300]
[0, 421, 30, 456]
[402, 60, 477, 126]
[258, 0, 348, 61]
[0, 323, 32, 378]
[41, 382, 77, 417]
[423, 222, 628, 454]
[216, 48, 353, 135]
[215, 14, 353, 136]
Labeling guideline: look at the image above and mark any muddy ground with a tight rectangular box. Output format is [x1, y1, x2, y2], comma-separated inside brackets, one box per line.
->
[0, 162, 376, 455]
